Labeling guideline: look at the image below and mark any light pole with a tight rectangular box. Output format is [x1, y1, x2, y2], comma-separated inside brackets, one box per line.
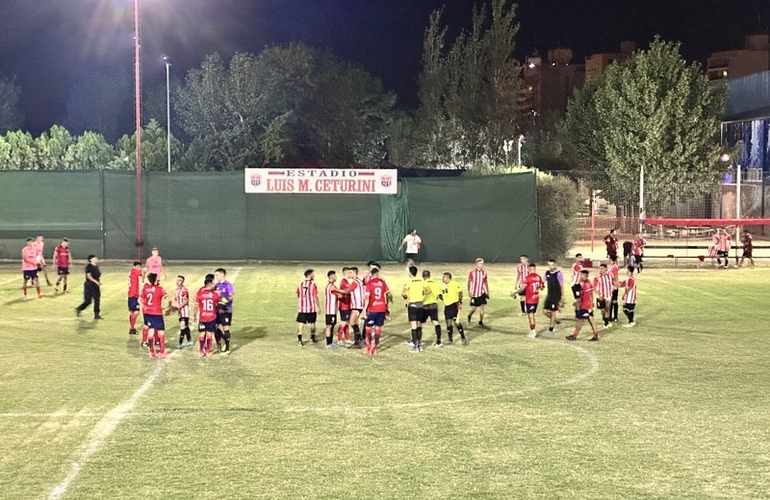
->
[134, 0, 144, 260]
[162, 55, 171, 173]
[517, 134, 525, 166]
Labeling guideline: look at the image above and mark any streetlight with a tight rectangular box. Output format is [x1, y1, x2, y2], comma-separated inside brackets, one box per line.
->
[162, 55, 171, 173]
[134, 0, 144, 261]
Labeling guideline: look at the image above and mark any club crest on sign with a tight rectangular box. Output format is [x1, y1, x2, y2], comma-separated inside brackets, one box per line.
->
[381, 175, 393, 188]
[250, 174, 262, 187]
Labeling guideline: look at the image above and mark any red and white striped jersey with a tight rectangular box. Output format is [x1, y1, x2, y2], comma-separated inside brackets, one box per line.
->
[348, 278, 365, 309]
[608, 264, 620, 289]
[516, 263, 530, 287]
[593, 274, 613, 300]
[571, 262, 583, 286]
[467, 269, 488, 298]
[633, 237, 646, 255]
[324, 282, 338, 315]
[707, 245, 718, 257]
[623, 276, 637, 304]
[296, 280, 318, 313]
[362, 270, 373, 285]
[717, 234, 732, 252]
[174, 286, 190, 318]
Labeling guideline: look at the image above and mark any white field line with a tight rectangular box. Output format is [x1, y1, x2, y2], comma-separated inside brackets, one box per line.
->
[46, 357, 169, 500]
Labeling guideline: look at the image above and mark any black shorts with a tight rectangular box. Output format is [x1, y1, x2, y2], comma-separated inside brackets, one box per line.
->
[742, 250, 753, 258]
[199, 320, 217, 333]
[634, 254, 643, 264]
[325, 314, 337, 326]
[57, 266, 70, 276]
[444, 303, 459, 320]
[217, 313, 232, 326]
[178, 317, 189, 328]
[623, 303, 636, 311]
[23, 270, 38, 280]
[422, 305, 439, 323]
[405, 252, 417, 261]
[296, 312, 317, 324]
[544, 298, 560, 311]
[407, 305, 423, 322]
[470, 295, 487, 307]
[596, 298, 607, 309]
[608, 250, 618, 261]
[525, 303, 538, 314]
[717, 250, 729, 258]
[339, 309, 351, 321]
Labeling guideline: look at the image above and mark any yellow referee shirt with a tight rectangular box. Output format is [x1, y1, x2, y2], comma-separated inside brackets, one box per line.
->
[403, 277, 426, 303]
[423, 279, 440, 305]
[441, 280, 461, 305]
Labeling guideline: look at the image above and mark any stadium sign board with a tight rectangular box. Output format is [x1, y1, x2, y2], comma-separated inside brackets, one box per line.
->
[244, 168, 398, 195]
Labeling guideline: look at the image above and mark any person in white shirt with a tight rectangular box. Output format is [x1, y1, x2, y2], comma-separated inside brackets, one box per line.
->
[398, 229, 422, 262]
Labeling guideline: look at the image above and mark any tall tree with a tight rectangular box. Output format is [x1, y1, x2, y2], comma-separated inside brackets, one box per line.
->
[563, 39, 727, 211]
[0, 77, 23, 133]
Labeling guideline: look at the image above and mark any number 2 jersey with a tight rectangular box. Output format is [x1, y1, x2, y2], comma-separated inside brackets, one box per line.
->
[141, 284, 167, 316]
[195, 287, 221, 322]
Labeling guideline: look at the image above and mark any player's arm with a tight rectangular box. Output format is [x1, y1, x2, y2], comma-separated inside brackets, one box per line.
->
[362, 293, 370, 317]
[484, 276, 490, 299]
[86, 271, 100, 286]
[385, 290, 393, 304]
[401, 285, 409, 300]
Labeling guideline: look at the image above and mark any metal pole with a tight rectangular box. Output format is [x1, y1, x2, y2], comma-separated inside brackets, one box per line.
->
[735, 163, 741, 263]
[590, 189, 596, 253]
[639, 164, 645, 234]
[165, 60, 171, 173]
[134, 0, 143, 261]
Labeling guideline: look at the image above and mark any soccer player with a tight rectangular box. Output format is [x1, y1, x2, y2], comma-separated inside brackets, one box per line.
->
[172, 275, 192, 349]
[607, 256, 621, 322]
[34, 235, 53, 286]
[193, 277, 221, 357]
[296, 269, 319, 346]
[739, 229, 755, 268]
[421, 270, 443, 346]
[398, 229, 422, 262]
[346, 267, 366, 349]
[402, 265, 429, 352]
[515, 255, 530, 315]
[708, 230, 720, 267]
[323, 270, 340, 349]
[145, 247, 164, 280]
[622, 240, 634, 267]
[632, 233, 647, 273]
[565, 270, 598, 341]
[570, 253, 583, 299]
[214, 267, 235, 355]
[716, 228, 732, 270]
[517, 263, 544, 338]
[22, 238, 43, 299]
[467, 258, 489, 327]
[593, 264, 614, 328]
[336, 267, 352, 344]
[141, 273, 170, 358]
[621, 265, 638, 327]
[53, 238, 72, 293]
[440, 272, 467, 345]
[542, 260, 564, 337]
[362, 261, 380, 285]
[127, 261, 143, 337]
[75, 255, 103, 319]
[603, 229, 619, 261]
[362, 267, 391, 355]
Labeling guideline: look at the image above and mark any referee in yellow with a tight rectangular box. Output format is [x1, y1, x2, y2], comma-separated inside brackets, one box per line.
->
[402, 265, 430, 353]
[441, 272, 467, 345]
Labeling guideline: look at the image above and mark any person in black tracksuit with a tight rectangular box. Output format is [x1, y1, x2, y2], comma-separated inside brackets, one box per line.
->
[75, 255, 103, 319]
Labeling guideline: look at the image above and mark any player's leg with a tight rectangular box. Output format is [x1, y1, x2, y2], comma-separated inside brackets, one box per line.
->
[611, 289, 619, 322]
[526, 309, 537, 337]
[309, 315, 317, 344]
[478, 303, 486, 326]
[147, 328, 157, 357]
[297, 316, 305, 346]
[22, 274, 29, 297]
[587, 314, 599, 340]
[197, 324, 207, 356]
[431, 309, 442, 346]
[156, 328, 167, 357]
[221, 315, 232, 353]
[349, 310, 362, 347]
[567, 318, 583, 340]
[467, 303, 476, 323]
[42, 264, 52, 286]
[75, 283, 93, 316]
[205, 330, 214, 356]
[373, 325, 382, 355]
[33, 274, 42, 298]
[364, 317, 373, 353]
[55, 268, 63, 292]
[92, 284, 101, 318]
[623, 303, 636, 327]
[518, 294, 526, 315]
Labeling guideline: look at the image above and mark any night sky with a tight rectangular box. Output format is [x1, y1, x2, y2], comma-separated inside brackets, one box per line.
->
[0, 0, 768, 137]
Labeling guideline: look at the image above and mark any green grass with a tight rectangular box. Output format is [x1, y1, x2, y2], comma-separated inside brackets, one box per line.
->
[0, 262, 769, 499]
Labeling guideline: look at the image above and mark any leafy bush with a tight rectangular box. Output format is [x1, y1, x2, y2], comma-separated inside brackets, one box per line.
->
[537, 172, 583, 259]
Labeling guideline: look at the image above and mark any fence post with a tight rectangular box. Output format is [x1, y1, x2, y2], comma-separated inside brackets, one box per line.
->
[100, 168, 106, 258]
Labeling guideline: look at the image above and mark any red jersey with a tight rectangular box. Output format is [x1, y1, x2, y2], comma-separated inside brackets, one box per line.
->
[195, 287, 221, 322]
[54, 245, 71, 268]
[468, 269, 488, 298]
[128, 268, 142, 298]
[365, 277, 390, 313]
[608, 263, 620, 289]
[578, 280, 594, 310]
[348, 278, 365, 310]
[174, 286, 190, 317]
[592, 274, 613, 300]
[633, 237, 645, 256]
[324, 282, 339, 315]
[522, 273, 544, 305]
[623, 276, 637, 304]
[141, 283, 167, 316]
[297, 279, 318, 313]
[516, 263, 530, 287]
[571, 262, 583, 286]
[338, 279, 351, 311]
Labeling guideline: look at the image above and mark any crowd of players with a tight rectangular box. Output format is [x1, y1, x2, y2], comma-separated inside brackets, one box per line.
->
[20, 236, 642, 358]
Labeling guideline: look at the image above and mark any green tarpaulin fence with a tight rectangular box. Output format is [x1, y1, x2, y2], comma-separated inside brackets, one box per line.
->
[0, 170, 538, 263]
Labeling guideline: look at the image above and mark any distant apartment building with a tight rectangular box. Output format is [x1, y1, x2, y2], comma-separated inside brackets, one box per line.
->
[518, 48, 585, 119]
[584, 41, 636, 83]
[707, 34, 770, 81]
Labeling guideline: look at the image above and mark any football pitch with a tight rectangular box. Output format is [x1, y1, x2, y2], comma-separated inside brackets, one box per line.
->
[1, 261, 768, 499]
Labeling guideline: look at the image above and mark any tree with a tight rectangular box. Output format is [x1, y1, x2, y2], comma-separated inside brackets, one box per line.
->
[114, 119, 184, 171]
[406, 0, 521, 169]
[36, 125, 74, 170]
[65, 132, 116, 170]
[0, 130, 36, 170]
[0, 78, 23, 133]
[563, 39, 727, 211]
